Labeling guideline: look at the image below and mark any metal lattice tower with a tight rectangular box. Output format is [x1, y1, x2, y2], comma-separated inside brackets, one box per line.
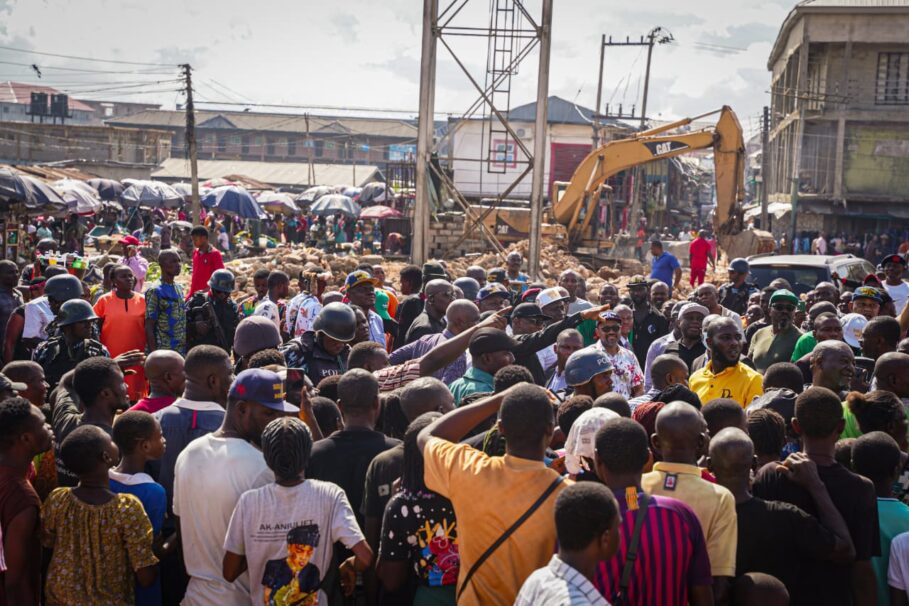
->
[484, 0, 522, 174]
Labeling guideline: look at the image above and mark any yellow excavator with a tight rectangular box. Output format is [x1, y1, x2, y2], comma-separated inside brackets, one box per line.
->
[477, 105, 772, 260]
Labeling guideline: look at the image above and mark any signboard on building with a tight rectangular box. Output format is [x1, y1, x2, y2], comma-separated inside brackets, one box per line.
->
[388, 144, 416, 161]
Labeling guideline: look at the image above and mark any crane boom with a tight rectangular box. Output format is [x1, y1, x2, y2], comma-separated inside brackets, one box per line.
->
[553, 105, 745, 243]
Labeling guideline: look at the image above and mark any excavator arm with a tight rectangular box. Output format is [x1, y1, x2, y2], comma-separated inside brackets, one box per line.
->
[552, 106, 745, 243]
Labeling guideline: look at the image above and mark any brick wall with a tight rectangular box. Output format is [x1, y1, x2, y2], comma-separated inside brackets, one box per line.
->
[428, 212, 489, 258]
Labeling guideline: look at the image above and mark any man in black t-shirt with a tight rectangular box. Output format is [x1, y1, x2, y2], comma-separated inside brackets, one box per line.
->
[753, 386, 879, 606]
[306, 369, 400, 527]
[628, 276, 670, 367]
[708, 427, 853, 603]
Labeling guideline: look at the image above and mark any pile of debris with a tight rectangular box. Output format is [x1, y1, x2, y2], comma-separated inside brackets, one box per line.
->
[193, 239, 723, 301]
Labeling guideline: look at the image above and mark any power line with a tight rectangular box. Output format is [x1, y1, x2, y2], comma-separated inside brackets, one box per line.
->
[193, 98, 459, 116]
[0, 44, 176, 67]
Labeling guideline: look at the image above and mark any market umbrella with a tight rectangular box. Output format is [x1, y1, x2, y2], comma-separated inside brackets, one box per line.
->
[296, 186, 332, 205]
[54, 180, 102, 215]
[342, 186, 362, 200]
[0, 169, 67, 214]
[359, 205, 402, 220]
[255, 191, 299, 216]
[21, 176, 67, 213]
[0, 168, 28, 201]
[359, 182, 396, 204]
[87, 178, 124, 201]
[121, 180, 184, 209]
[201, 185, 266, 220]
[309, 194, 361, 218]
[53, 179, 96, 197]
[167, 220, 193, 230]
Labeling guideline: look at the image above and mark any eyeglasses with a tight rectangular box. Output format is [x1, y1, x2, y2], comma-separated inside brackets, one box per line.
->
[772, 304, 795, 312]
[599, 324, 621, 333]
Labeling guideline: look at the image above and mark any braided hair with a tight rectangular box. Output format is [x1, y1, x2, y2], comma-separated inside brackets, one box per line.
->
[261, 417, 313, 482]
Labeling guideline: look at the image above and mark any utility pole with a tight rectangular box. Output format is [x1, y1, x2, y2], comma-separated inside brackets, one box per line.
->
[595, 28, 671, 229]
[639, 28, 658, 130]
[593, 34, 605, 148]
[528, 0, 552, 280]
[413, 0, 438, 265]
[760, 106, 770, 230]
[181, 64, 200, 223]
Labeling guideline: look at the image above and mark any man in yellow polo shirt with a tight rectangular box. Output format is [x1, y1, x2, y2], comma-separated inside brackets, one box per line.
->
[642, 402, 737, 602]
[690, 316, 763, 407]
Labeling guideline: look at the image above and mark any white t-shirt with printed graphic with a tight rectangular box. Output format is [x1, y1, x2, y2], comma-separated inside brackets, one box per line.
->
[224, 480, 365, 606]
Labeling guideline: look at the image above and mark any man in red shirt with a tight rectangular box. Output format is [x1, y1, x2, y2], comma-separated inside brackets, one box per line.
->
[188, 226, 224, 298]
[688, 230, 714, 287]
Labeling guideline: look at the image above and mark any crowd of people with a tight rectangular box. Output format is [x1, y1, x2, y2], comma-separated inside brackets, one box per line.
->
[3, 219, 909, 606]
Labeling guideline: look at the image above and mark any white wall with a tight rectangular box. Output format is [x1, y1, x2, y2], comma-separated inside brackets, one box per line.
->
[449, 119, 597, 199]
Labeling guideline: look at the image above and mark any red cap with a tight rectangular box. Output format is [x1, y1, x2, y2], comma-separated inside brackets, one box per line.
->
[120, 235, 140, 246]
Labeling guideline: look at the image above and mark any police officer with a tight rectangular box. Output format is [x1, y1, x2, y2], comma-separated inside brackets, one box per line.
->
[186, 269, 240, 353]
[718, 258, 759, 316]
[43, 274, 97, 340]
[33, 300, 116, 390]
[562, 348, 615, 399]
[280, 302, 356, 386]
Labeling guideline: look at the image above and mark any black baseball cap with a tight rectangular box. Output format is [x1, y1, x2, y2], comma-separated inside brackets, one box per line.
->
[512, 302, 548, 320]
[881, 254, 907, 267]
[468, 328, 518, 356]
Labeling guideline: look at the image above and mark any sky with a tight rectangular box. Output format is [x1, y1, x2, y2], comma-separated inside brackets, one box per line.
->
[0, 0, 795, 140]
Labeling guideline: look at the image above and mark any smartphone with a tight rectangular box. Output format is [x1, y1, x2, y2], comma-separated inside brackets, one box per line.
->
[285, 368, 312, 393]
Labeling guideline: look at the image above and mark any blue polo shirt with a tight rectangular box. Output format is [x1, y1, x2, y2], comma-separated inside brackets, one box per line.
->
[651, 252, 681, 288]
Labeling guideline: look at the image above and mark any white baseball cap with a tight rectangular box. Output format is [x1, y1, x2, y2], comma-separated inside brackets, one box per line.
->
[537, 286, 570, 308]
[840, 312, 868, 349]
[678, 302, 709, 318]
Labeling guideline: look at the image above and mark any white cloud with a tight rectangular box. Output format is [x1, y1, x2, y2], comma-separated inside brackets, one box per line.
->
[0, 0, 789, 122]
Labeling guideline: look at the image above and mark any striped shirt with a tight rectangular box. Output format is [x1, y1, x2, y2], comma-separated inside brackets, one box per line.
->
[516, 555, 609, 606]
[595, 491, 712, 606]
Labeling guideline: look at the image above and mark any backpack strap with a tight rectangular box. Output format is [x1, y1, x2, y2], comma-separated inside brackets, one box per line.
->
[617, 492, 651, 601]
[456, 475, 565, 601]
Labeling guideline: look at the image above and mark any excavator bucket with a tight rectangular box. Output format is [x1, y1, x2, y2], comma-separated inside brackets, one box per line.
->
[713, 106, 746, 236]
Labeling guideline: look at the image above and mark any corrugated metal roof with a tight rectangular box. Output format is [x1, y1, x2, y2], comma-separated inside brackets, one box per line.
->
[508, 96, 596, 125]
[108, 110, 418, 139]
[801, 0, 909, 6]
[151, 158, 381, 188]
[0, 82, 95, 112]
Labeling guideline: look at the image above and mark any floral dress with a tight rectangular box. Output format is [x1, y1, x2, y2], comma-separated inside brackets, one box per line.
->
[41, 488, 158, 606]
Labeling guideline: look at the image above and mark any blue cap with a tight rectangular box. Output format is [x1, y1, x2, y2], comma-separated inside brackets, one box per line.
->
[477, 282, 510, 301]
[228, 369, 300, 413]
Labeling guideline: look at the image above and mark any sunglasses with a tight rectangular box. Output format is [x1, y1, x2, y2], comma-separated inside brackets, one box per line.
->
[772, 304, 795, 312]
[599, 324, 621, 333]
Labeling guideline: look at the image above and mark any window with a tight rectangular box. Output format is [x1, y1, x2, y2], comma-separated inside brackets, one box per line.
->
[876, 52, 909, 105]
[491, 139, 517, 168]
[216, 133, 227, 153]
[266, 137, 275, 156]
[287, 137, 296, 156]
[241, 136, 250, 155]
[314, 140, 324, 158]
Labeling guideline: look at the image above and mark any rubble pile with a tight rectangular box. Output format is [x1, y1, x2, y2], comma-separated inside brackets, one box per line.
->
[182, 239, 725, 301]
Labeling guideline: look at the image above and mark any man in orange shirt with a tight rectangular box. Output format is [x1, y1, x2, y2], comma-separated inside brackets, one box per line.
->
[93, 265, 147, 402]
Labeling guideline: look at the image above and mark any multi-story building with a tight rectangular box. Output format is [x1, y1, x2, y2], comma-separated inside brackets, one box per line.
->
[0, 81, 96, 124]
[766, 0, 909, 236]
[106, 109, 418, 168]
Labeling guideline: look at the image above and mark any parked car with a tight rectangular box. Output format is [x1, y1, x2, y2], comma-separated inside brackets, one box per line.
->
[747, 254, 877, 296]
